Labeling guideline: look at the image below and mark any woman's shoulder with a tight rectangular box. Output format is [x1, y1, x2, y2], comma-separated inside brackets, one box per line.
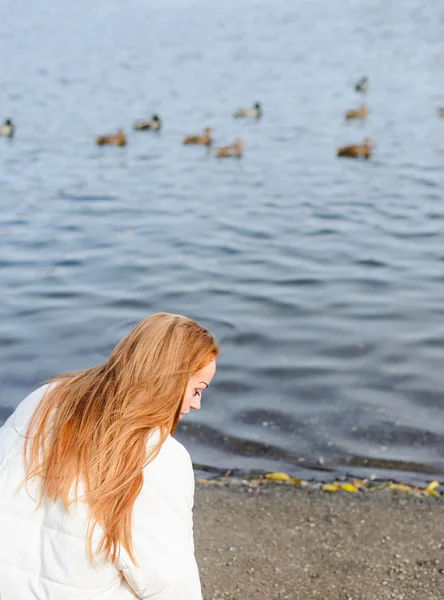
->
[3, 383, 51, 432]
[146, 430, 193, 474]
[142, 431, 195, 505]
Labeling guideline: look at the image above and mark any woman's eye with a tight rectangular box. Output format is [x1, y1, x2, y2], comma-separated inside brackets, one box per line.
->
[193, 390, 201, 397]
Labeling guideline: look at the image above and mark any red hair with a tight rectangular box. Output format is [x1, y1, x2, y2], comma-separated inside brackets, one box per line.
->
[24, 313, 219, 565]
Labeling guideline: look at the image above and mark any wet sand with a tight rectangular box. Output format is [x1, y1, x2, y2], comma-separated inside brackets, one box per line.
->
[194, 481, 444, 600]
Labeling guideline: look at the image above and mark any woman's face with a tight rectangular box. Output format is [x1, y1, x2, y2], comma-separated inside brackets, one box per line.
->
[180, 359, 216, 420]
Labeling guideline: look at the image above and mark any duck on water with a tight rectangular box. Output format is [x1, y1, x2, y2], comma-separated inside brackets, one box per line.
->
[183, 127, 213, 146]
[233, 102, 262, 119]
[215, 138, 243, 158]
[133, 114, 162, 131]
[0, 119, 15, 138]
[337, 137, 373, 159]
[355, 76, 369, 92]
[96, 129, 127, 146]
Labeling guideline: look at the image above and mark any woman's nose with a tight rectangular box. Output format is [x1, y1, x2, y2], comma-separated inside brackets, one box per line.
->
[191, 397, 201, 411]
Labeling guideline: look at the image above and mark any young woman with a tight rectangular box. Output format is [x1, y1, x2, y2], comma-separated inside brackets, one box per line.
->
[0, 312, 218, 600]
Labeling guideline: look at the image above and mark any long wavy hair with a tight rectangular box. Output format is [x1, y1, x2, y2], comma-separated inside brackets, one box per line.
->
[24, 312, 219, 566]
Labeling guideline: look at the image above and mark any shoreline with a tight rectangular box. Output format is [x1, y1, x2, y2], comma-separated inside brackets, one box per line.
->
[193, 468, 444, 497]
[191, 458, 444, 489]
[194, 479, 444, 600]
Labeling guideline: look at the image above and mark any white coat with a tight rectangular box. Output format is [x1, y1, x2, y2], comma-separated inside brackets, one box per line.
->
[0, 385, 202, 600]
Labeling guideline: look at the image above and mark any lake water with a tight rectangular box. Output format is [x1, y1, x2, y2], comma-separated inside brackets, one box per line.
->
[1, 0, 444, 483]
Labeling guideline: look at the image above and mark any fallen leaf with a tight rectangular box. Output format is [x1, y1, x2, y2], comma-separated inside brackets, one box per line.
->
[292, 478, 308, 486]
[352, 479, 368, 489]
[323, 483, 341, 492]
[341, 483, 359, 493]
[196, 478, 218, 485]
[366, 482, 389, 492]
[426, 480, 440, 497]
[265, 472, 292, 481]
[388, 483, 412, 493]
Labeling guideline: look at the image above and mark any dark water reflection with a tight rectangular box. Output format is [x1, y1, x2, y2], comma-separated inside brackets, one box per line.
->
[1, 0, 444, 483]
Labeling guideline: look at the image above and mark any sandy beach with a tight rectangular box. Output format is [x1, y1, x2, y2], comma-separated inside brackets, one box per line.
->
[194, 480, 444, 600]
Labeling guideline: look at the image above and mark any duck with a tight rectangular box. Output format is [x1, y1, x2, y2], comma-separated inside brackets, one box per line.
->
[183, 127, 212, 145]
[96, 129, 127, 146]
[133, 114, 162, 131]
[345, 104, 368, 119]
[0, 119, 15, 137]
[215, 138, 243, 158]
[337, 137, 373, 159]
[439, 108, 444, 118]
[355, 76, 369, 92]
[233, 102, 262, 119]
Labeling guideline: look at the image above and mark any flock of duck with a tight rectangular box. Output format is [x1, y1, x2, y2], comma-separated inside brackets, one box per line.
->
[1, 77, 444, 160]
[338, 75, 444, 159]
[94, 101, 261, 158]
[0, 102, 260, 158]
[335, 76, 373, 159]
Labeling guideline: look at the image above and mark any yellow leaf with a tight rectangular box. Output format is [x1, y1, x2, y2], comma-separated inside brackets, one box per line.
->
[426, 480, 440, 492]
[323, 483, 341, 492]
[426, 481, 440, 497]
[341, 483, 359, 493]
[265, 472, 291, 481]
[388, 483, 412, 493]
